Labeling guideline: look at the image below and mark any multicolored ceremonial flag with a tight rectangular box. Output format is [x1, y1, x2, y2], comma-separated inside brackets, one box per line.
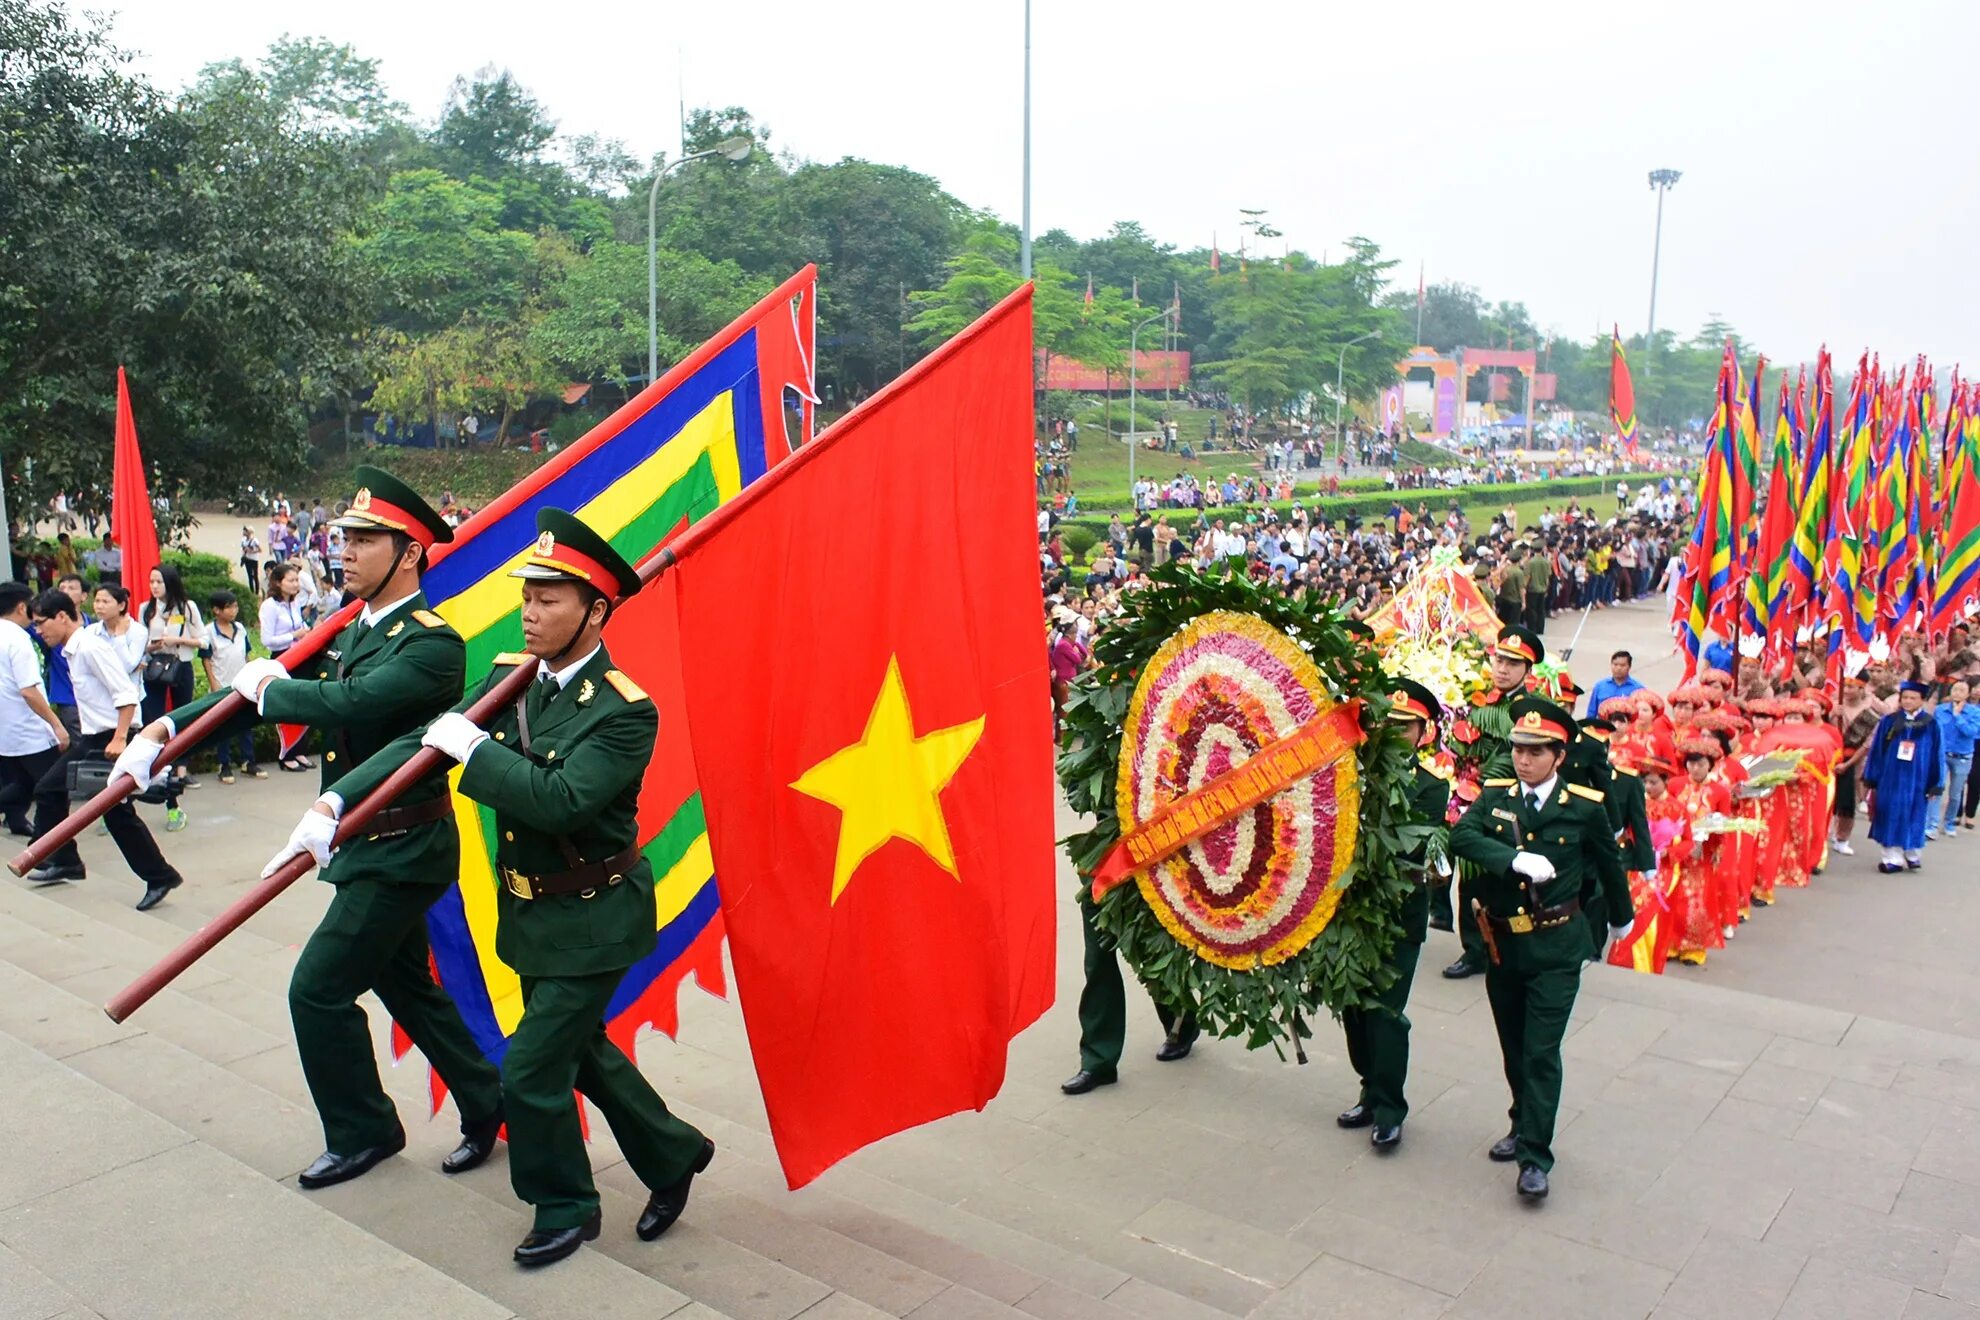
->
[1673, 344, 1741, 674]
[1783, 354, 1832, 641]
[1935, 383, 1980, 635]
[1744, 374, 1799, 665]
[1823, 355, 1878, 674]
[373, 268, 819, 1087]
[665, 285, 1055, 1187]
[1609, 326, 1640, 460]
[110, 367, 161, 607]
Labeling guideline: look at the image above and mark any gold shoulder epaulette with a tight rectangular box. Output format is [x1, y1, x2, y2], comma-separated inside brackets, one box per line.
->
[491, 652, 529, 665]
[1567, 783, 1606, 803]
[604, 670, 648, 702]
[1484, 778, 1517, 787]
[412, 609, 447, 628]
[1614, 764, 1640, 777]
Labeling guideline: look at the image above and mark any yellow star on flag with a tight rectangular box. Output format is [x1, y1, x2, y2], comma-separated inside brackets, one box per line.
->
[791, 654, 987, 905]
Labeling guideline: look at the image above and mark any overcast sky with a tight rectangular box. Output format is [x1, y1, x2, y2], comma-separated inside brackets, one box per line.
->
[96, 0, 1980, 368]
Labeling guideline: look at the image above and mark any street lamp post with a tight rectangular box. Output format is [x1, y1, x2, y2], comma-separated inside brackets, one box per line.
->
[1020, 0, 1032, 280]
[1645, 168, 1681, 352]
[1127, 307, 1172, 504]
[649, 136, 753, 383]
[1334, 329, 1379, 462]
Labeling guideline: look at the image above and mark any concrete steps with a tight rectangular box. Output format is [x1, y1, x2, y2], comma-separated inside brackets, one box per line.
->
[0, 850, 1198, 1319]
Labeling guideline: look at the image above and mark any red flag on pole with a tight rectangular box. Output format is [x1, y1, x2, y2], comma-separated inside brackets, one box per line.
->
[664, 286, 1054, 1187]
[1210, 233, 1220, 273]
[111, 366, 160, 597]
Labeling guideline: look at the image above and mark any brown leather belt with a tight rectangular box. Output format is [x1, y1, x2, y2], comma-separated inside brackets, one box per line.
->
[501, 847, 640, 901]
[362, 796, 454, 840]
[1484, 896, 1581, 935]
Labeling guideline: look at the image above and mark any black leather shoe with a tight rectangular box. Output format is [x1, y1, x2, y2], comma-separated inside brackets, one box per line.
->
[1336, 1104, 1373, 1129]
[6, 816, 32, 838]
[135, 876, 182, 912]
[1060, 1069, 1117, 1095]
[1488, 1131, 1518, 1162]
[1372, 1125, 1402, 1152]
[1155, 1032, 1194, 1062]
[442, 1109, 503, 1174]
[515, 1212, 600, 1267]
[1517, 1164, 1549, 1199]
[637, 1138, 715, 1241]
[1878, 862, 1903, 874]
[1441, 958, 1477, 980]
[298, 1127, 406, 1189]
[25, 862, 84, 885]
[1907, 860, 1923, 871]
[1428, 915, 1454, 932]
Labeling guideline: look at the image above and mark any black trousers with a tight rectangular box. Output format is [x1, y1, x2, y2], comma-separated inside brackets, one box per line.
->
[0, 746, 60, 829]
[32, 731, 182, 887]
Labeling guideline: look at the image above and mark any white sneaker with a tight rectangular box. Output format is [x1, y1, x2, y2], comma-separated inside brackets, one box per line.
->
[1947, 826, 1960, 837]
[1723, 924, 1737, 940]
[1926, 828, 1940, 840]
[1830, 840, 1854, 856]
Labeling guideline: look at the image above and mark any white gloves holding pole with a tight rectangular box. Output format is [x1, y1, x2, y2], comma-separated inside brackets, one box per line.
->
[262, 795, 342, 878]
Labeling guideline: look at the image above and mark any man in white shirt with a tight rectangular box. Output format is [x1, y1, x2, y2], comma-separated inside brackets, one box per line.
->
[24, 589, 184, 909]
[0, 583, 69, 836]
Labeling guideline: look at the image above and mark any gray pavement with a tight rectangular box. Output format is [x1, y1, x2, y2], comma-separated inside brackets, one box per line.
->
[1, 595, 1979, 1317]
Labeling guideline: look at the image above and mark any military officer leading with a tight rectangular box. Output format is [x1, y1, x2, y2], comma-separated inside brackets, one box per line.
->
[1336, 678, 1450, 1151]
[116, 467, 504, 1189]
[1450, 696, 1632, 1199]
[280, 509, 712, 1268]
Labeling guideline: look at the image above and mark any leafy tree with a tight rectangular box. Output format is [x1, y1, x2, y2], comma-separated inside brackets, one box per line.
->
[356, 169, 541, 334]
[435, 68, 557, 176]
[194, 35, 403, 139]
[528, 235, 767, 385]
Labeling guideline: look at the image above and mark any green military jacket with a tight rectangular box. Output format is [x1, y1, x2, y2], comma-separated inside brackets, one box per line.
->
[1396, 761, 1453, 945]
[177, 592, 465, 886]
[1450, 775, 1631, 972]
[1607, 764, 1656, 872]
[1524, 552, 1553, 596]
[335, 645, 660, 979]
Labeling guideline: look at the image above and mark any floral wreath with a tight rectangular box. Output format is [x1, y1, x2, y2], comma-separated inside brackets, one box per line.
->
[1058, 562, 1428, 1057]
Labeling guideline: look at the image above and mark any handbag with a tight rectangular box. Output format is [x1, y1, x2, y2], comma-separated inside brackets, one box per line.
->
[143, 652, 186, 686]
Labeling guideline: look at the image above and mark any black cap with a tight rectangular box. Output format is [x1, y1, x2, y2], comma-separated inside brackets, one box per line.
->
[1494, 625, 1544, 666]
[1507, 696, 1576, 746]
[331, 465, 454, 546]
[509, 508, 638, 599]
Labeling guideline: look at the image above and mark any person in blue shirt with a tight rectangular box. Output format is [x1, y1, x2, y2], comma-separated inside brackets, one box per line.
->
[1584, 650, 1646, 717]
[1932, 679, 1980, 838]
[1702, 638, 1735, 676]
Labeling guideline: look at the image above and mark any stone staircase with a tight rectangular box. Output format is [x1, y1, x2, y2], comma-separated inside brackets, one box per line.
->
[0, 813, 1211, 1320]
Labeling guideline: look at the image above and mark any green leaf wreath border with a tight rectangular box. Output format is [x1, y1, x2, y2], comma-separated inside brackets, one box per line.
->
[1058, 561, 1429, 1057]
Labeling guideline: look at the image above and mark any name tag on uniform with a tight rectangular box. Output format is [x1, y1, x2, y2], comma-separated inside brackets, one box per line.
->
[1492, 807, 1519, 822]
[1898, 741, 1916, 762]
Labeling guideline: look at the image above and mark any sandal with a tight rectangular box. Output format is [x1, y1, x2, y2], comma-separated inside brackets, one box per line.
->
[280, 757, 309, 772]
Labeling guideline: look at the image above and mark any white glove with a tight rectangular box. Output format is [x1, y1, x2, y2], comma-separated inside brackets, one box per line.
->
[1510, 850, 1556, 882]
[111, 730, 169, 793]
[421, 711, 489, 764]
[262, 797, 340, 878]
[1608, 923, 1635, 945]
[232, 657, 289, 709]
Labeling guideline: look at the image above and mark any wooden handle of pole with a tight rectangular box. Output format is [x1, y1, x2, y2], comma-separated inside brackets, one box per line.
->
[9, 601, 364, 878]
[103, 655, 541, 1023]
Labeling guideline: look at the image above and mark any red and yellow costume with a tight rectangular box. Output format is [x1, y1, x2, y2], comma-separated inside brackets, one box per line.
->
[1671, 738, 1735, 963]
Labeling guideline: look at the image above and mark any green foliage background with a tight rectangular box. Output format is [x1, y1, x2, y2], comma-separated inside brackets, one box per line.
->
[1055, 564, 1432, 1056]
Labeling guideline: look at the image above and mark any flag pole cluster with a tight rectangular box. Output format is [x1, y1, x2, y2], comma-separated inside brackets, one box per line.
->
[1670, 344, 1980, 684]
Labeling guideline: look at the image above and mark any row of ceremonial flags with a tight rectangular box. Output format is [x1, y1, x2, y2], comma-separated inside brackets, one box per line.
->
[108, 277, 1056, 1189]
[1669, 342, 1980, 684]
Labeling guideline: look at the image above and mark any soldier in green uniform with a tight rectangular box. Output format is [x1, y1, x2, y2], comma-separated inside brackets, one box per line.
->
[1494, 548, 1527, 629]
[1438, 624, 1543, 979]
[1336, 678, 1450, 1151]
[1568, 716, 1655, 959]
[1450, 696, 1632, 1199]
[117, 467, 503, 1189]
[284, 509, 711, 1268]
[1523, 538, 1553, 634]
[1061, 907, 1199, 1094]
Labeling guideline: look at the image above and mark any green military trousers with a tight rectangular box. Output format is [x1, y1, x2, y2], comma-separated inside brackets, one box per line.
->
[288, 877, 503, 1155]
[1077, 899, 1197, 1078]
[1450, 866, 1490, 972]
[1483, 962, 1580, 1172]
[505, 970, 707, 1231]
[1340, 939, 1422, 1127]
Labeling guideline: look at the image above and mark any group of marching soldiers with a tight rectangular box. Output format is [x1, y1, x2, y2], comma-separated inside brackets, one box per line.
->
[1065, 623, 1636, 1203]
[110, 468, 708, 1268]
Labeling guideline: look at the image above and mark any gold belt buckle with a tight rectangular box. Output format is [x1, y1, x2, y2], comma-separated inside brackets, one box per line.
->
[1508, 911, 1535, 934]
[503, 869, 534, 901]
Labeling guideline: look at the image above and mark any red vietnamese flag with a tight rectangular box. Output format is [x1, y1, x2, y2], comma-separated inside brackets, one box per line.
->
[666, 286, 1054, 1188]
[111, 366, 161, 598]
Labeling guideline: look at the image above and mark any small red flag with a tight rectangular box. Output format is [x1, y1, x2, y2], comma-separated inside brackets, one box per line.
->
[1084, 273, 1094, 307]
[666, 287, 1055, 1187]
[1210, 233, 1220, 273]
[111, 366, 161, 598]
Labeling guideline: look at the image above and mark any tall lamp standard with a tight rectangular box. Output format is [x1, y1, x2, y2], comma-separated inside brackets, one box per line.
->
[1334, 329, 1379, 461]
[1127, 306, 1173, 502]
[648, 136, 753, 383]
[1645, 169, 1682, 354]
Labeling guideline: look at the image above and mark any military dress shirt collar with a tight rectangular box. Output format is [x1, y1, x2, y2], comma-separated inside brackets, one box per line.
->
[540, 643, 601, 690]
[358, 590, 420, 627]
[1518, 773, 1559, 809]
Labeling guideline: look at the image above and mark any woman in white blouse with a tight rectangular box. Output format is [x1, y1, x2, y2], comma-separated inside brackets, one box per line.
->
[258, 563, 313, 772]
[88, 584, 146, 678]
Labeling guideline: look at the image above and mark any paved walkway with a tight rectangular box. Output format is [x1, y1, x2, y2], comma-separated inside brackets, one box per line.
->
[3, 596, 1978, 1318]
